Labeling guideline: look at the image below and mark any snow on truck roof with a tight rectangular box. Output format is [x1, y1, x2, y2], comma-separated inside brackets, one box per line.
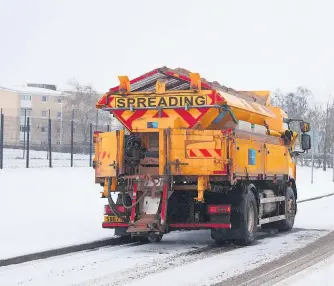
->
[106, 66, 270, 106]
[98, 67, 275, 131]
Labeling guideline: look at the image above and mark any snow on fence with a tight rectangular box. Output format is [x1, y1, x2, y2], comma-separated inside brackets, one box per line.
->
[0, 113, 117, 168]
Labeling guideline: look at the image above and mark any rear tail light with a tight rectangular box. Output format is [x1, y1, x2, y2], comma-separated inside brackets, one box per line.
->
[104, 205, 126, 215]
[207, 205, 231, 215]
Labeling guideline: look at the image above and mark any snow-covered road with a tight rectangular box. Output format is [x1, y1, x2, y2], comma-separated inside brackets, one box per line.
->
[1, 166, 332, 260]
[1, 195, 333, 286]
[276, 252, 334, 286]
[0, 165, 333, 285]
[0, 228, 328, 286]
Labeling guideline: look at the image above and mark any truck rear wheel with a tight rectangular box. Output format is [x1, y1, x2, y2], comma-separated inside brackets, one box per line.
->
[114, 193, 132, 237]
[147, 233, 163, 243]
[210, 186, 258, 246]
[211, 229, 228, 245]
[235, 188, 258, 246]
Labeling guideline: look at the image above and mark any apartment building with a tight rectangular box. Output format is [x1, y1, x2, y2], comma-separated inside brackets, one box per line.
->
[0, 84, 67, 148]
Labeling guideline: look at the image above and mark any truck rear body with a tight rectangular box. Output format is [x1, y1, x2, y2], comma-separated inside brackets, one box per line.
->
[93, 67, 311, 244]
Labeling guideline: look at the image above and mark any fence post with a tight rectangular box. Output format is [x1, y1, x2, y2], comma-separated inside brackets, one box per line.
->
[0, 111, 3, 169]
[48, 110, 52, 168]
[89, 123, 93, 167]
[311, 129, 314, 184]
[26, 117, 30, 168]
[23, 108, 26, 159]
[332, 152, 334, 183]
[70, 109, 74, 167]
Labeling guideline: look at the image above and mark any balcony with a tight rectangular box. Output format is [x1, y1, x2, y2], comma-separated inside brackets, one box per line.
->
[21, 99, 32, 109]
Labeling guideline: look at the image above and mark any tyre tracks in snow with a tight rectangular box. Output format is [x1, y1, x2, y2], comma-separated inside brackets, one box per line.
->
[73, 228, 313, 286]
[73, 243, 241, 286]
[214, 230, 334, 286]
[0, 228, 328, 286]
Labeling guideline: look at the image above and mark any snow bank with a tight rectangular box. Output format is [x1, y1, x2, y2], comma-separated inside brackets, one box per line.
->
[0, 167, 113, 259]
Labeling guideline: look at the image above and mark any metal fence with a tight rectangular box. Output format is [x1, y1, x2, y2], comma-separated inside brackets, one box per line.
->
[297, 153, 334, 168]
[1, 112, 332, 170]
[0, 113, 120, 169]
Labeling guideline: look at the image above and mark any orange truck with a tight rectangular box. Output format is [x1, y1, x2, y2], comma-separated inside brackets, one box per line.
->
[93, 67, 311, 245]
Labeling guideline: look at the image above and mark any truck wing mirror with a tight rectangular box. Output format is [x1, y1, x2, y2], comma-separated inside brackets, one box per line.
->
[300, 121, 310, 133]
[301, 133, 311, 150]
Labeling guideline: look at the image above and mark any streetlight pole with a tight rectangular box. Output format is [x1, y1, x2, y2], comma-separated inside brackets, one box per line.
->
[311, 129, 315, 184]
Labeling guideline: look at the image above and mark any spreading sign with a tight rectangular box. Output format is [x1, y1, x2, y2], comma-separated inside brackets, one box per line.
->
[114, 95, 207, 108]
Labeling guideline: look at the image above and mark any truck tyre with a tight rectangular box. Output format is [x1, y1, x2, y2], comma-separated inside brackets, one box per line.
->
[261, 186, 296, 231]
[211, 229, 228, 245]
[147, 233, 163, 243]
[235, 189, 258, 246]
[114, 194, 132, 238]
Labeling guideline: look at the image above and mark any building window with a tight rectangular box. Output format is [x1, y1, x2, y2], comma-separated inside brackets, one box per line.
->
[57, 112, 62, 119]
[20, 125, 29, 132]
[42, 110, 47, 118]
[20, 108, 32, 117]
[42, 95, 47, 102]
[21, 95, 31, 101]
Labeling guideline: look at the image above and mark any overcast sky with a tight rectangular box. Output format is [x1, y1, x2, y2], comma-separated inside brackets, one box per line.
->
[0, 0, 333, 104]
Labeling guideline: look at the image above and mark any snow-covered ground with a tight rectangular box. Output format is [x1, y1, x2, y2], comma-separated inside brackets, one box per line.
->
[0, 166, 333, 260]
[0, 167, 113, 259]
[295, 166, 334, 201]
[2, 148, 90, 168]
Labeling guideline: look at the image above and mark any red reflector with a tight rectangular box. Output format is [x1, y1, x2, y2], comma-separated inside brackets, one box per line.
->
[208, 205, 231, 215]
[93, 131, 101, 143]
[116, 205, 126, 213]
[104, 205, 126, 215]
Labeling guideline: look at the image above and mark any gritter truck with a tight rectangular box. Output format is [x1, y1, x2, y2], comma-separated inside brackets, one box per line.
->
[93, 67, 311, 245]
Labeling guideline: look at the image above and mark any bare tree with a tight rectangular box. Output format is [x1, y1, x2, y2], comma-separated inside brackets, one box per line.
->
[63, 80, 110, 144]
[272, 86, 311, 131]
[307, 104, 325, 155]
[322, 100, 334, 170]
[272, 87, 313, 166]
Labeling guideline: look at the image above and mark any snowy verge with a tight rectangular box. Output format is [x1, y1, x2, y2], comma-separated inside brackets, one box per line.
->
[0, 167, 113, 259]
